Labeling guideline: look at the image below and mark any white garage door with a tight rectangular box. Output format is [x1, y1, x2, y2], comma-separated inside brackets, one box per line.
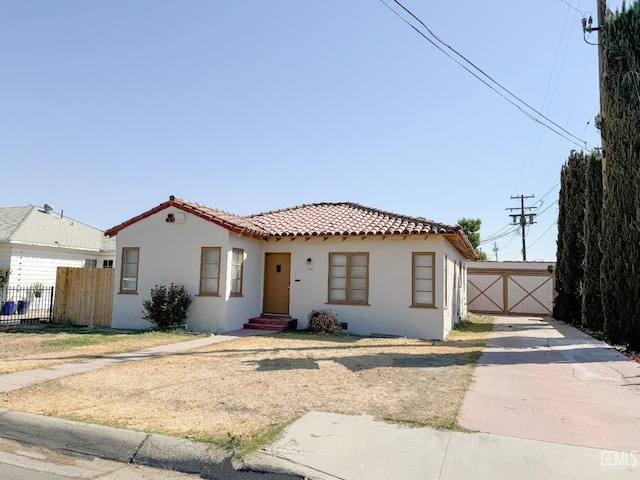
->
[468, 267, 554, 316]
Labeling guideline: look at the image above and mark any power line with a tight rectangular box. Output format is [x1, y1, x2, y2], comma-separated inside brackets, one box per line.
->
[528, 222, 558, 249]
[562, 0, 587, 17]
[535, 181, 561, 206]
[479, 227, 519, 246]
[536, 200, 559, 218]
[534, 45, 596, 194]
[514, 0, 580, 194]
[380, 0, 596, 150]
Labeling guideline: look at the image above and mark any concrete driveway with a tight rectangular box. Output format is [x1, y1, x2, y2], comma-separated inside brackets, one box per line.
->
[459, 315, 640, 453]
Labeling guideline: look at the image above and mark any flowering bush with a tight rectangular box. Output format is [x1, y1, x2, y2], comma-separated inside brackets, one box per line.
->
[142, 284, 192, 331]
[307, 309, 342, 335]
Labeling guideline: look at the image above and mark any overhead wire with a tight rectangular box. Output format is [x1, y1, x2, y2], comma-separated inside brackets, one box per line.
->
[528, 222, 558, 249]
[479, 227, 519, 246]
[499, 230, 523, 258]
[480, 222, 516, 241]
[562, 0, 586, 17]
[534, 42, 596, 194]
[536, 201, 559, 218]
[514, 0, 577, 194]
[380, 0, 595, 150]
[579, 106, 599, 138]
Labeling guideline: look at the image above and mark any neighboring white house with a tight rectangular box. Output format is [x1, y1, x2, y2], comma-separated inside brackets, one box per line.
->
[106, 196, 477, 340]
[0, 205, 116, 288]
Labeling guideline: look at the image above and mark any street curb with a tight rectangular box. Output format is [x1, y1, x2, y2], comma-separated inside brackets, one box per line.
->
[0, 409, 305, 479]
[0, 408, 147, 463]
[0, 409, 233, 473]
[135, 432, 231, 476]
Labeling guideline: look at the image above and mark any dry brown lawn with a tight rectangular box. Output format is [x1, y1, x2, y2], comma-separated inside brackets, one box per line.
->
[0, 326, 197, 375]
[0, 316, 493, 452]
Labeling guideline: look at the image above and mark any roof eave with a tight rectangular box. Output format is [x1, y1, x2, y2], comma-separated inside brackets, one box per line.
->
[104, 197, 267, 239]
[444, 231, 478, 261]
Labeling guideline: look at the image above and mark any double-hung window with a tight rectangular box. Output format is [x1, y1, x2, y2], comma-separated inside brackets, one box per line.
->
[200, 247, 221, 295]
[412, 252, 435, 307]
[328, 253, 369, 305]
[120, 247, 139, 293]
[231, 248, 244, 296]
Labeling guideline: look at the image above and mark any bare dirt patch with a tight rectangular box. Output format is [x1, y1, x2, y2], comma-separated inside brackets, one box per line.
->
[0, 325, 197, 374]
[1, 317, 493, 451]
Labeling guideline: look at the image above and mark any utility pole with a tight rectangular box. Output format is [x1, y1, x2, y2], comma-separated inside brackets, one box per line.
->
[506, 195, 536, 261]
[583, 1, 607, 169]
[492, 242, 499, 261]
[597, 0, 608, 188]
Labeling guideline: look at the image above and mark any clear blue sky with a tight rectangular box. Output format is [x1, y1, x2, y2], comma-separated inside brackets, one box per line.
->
[2, 1, 621, 261]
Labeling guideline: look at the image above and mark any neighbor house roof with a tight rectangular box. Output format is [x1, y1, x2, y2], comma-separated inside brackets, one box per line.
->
[105, 196, 477, 260]
[0, 205, 115, 252]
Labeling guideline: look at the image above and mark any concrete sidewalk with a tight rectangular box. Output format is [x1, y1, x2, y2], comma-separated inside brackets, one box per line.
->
[458, 315, 640, 452]
[246, 411, 638, 480]
[2, 408, 635, 480]
[0, 328, 269, 393]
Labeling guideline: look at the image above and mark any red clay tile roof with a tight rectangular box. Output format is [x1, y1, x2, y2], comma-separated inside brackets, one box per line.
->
[247, 202, 458, 236]
[105, 196, 477, 260]
[104, 196, 264, 238]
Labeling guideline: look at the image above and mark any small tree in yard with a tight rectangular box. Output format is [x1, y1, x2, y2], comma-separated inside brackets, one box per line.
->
[457, 218, 488, 260]
[142, 284, 192, 331]
[307, 309, 342, 335]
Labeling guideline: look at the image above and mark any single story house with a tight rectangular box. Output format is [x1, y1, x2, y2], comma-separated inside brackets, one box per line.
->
[105, 196, 477, 340]
[0, 204, 116, 289]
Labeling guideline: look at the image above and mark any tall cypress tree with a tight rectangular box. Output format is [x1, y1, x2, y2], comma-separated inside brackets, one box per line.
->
[582, 154, 604, 331]
[600, 2, 640, 349]
[554, 151, 587, 325]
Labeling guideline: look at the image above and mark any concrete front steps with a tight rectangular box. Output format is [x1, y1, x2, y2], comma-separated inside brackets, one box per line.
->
[243, 315, 298, 332]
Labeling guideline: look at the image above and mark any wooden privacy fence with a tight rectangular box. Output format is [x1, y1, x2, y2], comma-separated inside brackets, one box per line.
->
[54, 267, 114, 327]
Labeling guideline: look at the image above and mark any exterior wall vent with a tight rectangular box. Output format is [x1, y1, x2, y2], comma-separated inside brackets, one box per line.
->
[166, 212, 185, 224]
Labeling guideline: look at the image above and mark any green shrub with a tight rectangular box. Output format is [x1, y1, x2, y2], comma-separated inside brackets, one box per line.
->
[307, 309, 342, 335]
[0, 268, 10, 289]
[142, 284, 192, 331]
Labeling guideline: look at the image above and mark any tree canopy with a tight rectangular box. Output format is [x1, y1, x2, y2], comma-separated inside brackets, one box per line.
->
[457, 218, 488, 260]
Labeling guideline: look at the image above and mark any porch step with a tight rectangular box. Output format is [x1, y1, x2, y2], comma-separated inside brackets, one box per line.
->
[243, 316, 298, 332]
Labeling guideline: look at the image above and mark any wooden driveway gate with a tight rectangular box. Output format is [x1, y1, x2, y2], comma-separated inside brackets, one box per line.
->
[467, 262, 555, 316]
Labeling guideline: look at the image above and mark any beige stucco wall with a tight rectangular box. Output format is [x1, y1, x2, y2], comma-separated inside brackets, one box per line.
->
[111, 207, 233, 332]
[264, 234, 468, 340]
[110, 207, 470, 339]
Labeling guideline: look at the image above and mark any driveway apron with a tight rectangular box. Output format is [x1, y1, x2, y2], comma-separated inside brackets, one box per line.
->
[459, 316, 640, 453]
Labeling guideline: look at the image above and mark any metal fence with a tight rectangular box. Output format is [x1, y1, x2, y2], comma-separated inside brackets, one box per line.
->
[0, 286, 54, 325]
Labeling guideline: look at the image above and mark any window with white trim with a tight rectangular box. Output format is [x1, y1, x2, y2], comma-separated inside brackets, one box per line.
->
[328, 252, 369, 305]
